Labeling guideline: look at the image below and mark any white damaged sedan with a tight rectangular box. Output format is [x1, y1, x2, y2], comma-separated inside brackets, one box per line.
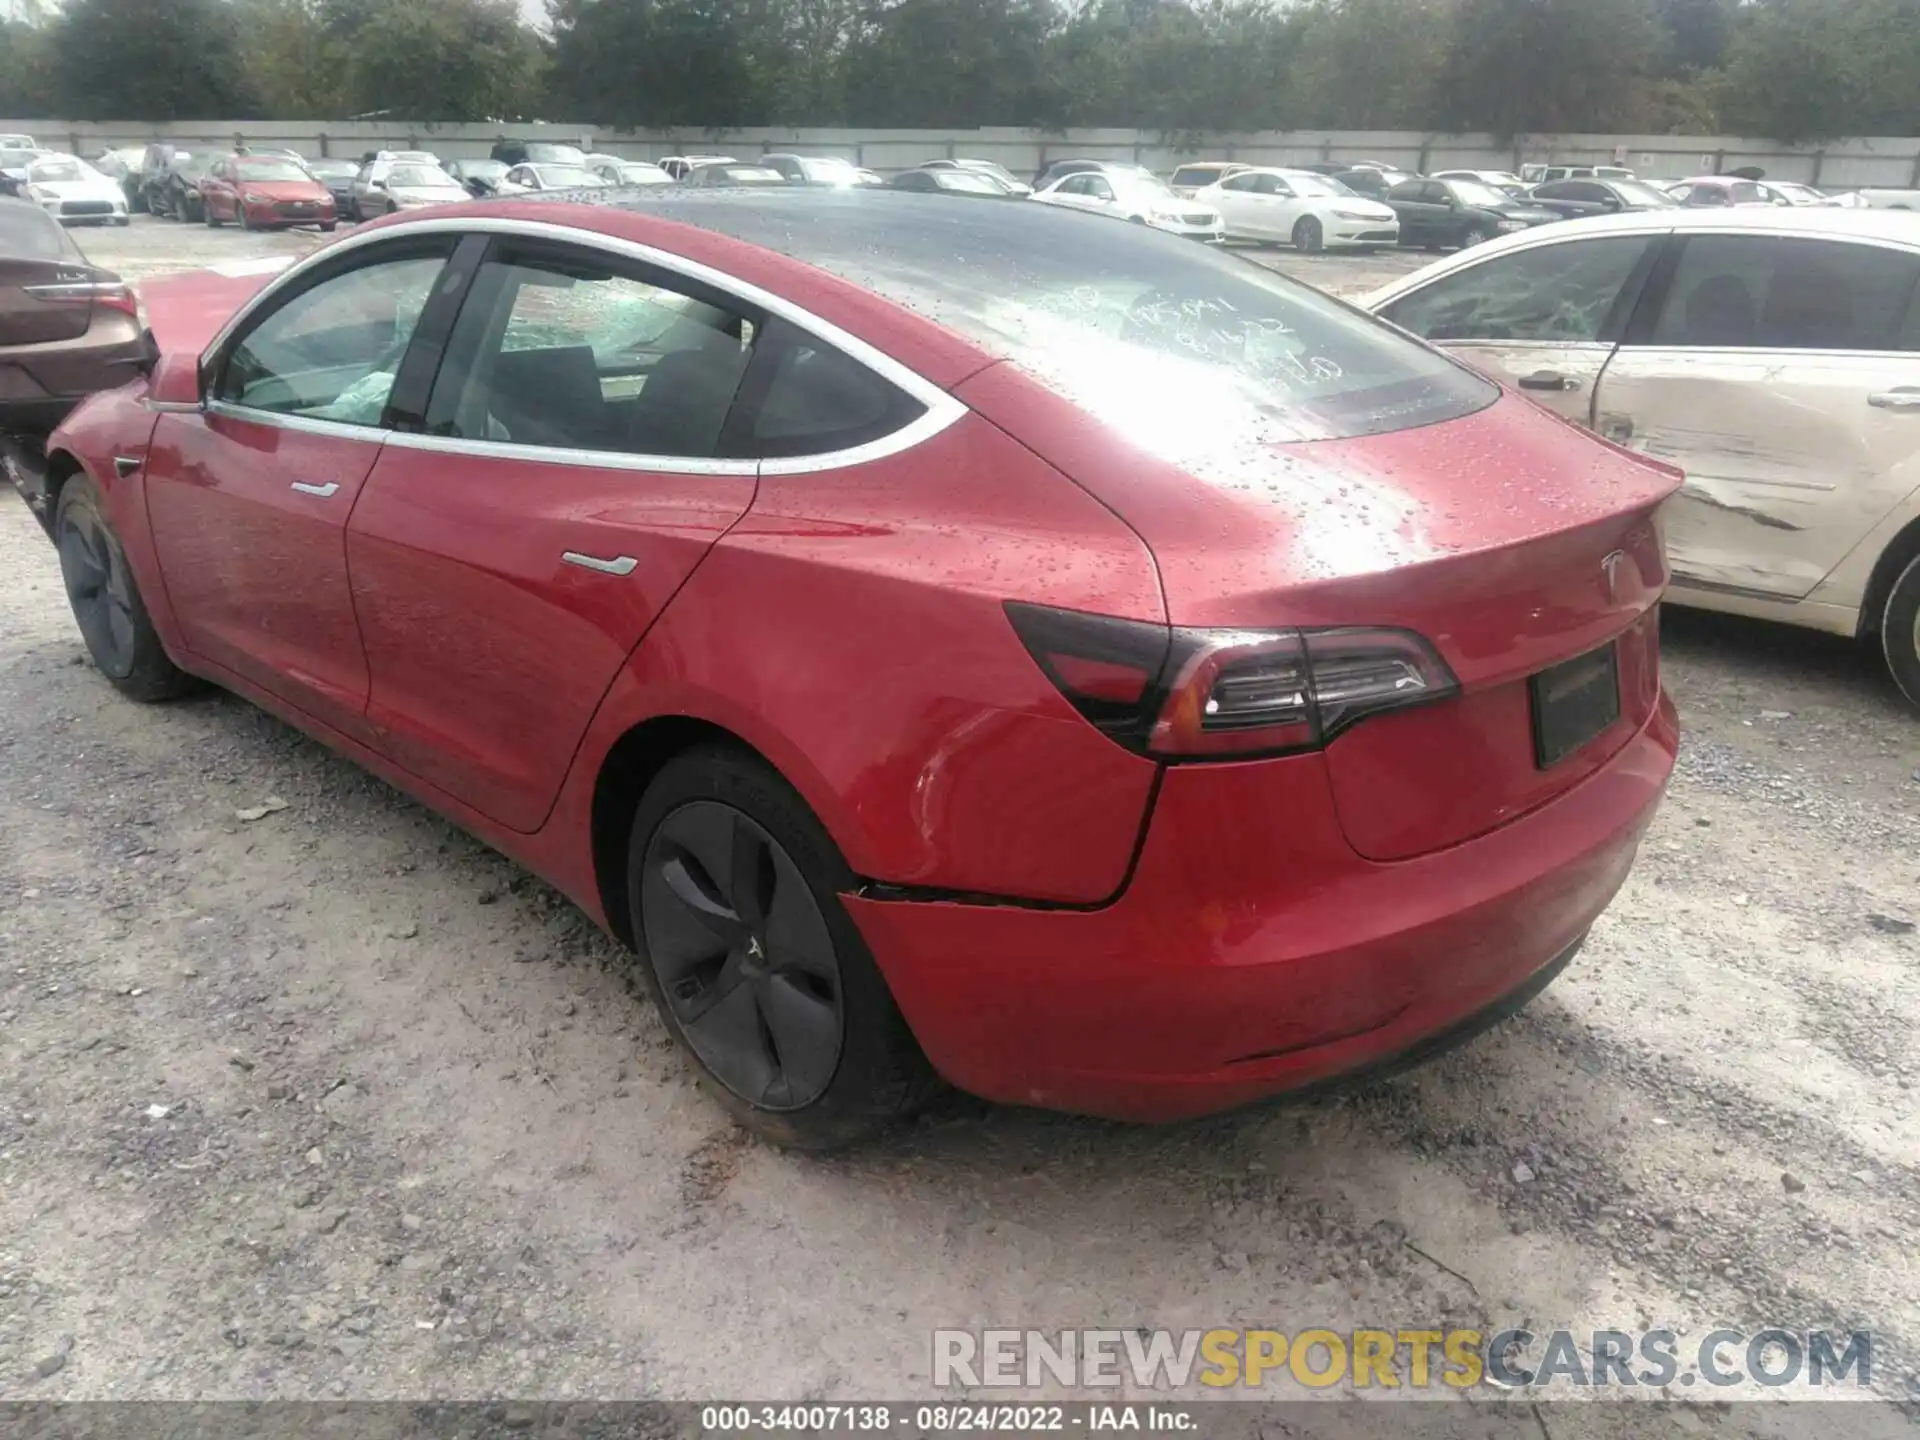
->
[1031, 167, 1224, 241]
[1195, 167, 1399, 252]
[20, 154, 129, 226]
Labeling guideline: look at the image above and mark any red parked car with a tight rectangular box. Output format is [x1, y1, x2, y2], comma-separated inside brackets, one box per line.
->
[7, 194, 1680, 1148]
[199, 153, 337, 232]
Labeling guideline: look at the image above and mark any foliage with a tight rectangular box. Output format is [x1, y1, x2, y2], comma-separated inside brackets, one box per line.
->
[0, 0, 1917, 141]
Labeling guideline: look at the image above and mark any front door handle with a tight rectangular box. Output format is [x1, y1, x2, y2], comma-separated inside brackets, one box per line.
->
[1868, 388, 1920, 411]
[1518, 370, 1582, 393]
[290, 481, 339, 497]
[563, 551, 638, 576]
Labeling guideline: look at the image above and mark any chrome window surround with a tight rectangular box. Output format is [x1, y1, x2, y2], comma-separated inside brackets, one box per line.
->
[191, 214, 970, 476]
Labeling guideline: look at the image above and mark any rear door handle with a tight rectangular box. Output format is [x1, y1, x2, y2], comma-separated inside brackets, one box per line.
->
[1868, 388, 1920, 410]
[1518, 370, 1582, 393]
[113, 455, 141, 478]
[563, 551, 638, 576]
[290, 481, 339, 497]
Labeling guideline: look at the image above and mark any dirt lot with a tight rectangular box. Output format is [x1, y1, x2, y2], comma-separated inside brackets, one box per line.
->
[1, 217, 1918, 1422]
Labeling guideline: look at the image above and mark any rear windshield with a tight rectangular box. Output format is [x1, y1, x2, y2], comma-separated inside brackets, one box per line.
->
[768, 201, 1492, 445]
[0, 202, 79, 259]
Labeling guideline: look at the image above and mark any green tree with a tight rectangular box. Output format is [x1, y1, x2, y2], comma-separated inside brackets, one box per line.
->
[49, 0, 255, 119]
[233, 0, 349, 118]
[0, 14, 58, 118]
[840, 0, 1061, 127]
[341, 0, 545, 121]
[1432, 0, 1662, 135]
[1287, 0, 1450, 129]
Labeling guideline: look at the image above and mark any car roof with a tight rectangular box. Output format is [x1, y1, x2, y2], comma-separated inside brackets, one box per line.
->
[1365, 205, 1920, 307]
[483, 188, 1214, 303]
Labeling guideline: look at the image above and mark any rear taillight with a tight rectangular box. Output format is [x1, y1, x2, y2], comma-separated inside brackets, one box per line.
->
[24, 278, 141, 320]
[1006, 602, 1457, 760]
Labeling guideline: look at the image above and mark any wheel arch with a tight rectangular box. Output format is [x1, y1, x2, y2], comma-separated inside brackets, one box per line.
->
[588, 713, 784, 950]
[1857, 510, 1920, 639]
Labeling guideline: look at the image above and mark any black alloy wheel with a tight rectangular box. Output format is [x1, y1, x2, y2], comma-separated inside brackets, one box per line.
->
[58, 496, 136, 679]
[641, 799, 846, 1111]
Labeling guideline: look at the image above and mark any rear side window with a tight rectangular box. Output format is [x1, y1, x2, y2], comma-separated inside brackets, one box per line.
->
[1647, 235, 1920, 350]
[739, 319, 926, 459]
[1381, 236, 1655, 344]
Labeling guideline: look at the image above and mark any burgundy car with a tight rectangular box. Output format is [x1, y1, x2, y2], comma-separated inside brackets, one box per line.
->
[9, 193, 1680, 1148]
[200, 154, 338, 232]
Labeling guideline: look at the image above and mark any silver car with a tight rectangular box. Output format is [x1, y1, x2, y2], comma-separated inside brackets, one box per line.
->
[350, 159, 467, 220]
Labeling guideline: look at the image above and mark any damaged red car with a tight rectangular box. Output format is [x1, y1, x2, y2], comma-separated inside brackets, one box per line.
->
[5, 192, 1680, 1147]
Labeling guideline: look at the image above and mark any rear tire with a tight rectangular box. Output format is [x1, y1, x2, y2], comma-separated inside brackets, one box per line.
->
[54, 473, 197, 703]
[626, 746, 936, 1150]
[1880, 553, 1920, 710]
[320, 221, 337, 232]
[204, 204, 221, 227]
[1292, 216, 1324, 253]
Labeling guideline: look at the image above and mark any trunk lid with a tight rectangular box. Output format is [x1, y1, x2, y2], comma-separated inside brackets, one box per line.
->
[957, 370, 1680, 857]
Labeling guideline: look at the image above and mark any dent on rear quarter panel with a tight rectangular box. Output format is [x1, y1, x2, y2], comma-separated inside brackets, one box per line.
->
[586, 411, 1167, 905]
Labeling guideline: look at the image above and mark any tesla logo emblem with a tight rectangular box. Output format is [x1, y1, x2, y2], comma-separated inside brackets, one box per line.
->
[1601, 550, 1626, 603]
[746, 936, 764, 959]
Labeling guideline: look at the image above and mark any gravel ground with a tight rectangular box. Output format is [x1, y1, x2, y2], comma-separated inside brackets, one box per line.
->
[1, 218, 1917, 1424]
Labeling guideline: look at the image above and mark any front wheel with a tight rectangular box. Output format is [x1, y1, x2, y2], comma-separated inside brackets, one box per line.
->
[204, 203, 221, 227]
[54, 473, 197, 702]
[627, 747, 936, 1149]
[1461, 225, 1494, 247]
[1880, 552, 1920, 709]
[1292, 216, 1324, 253]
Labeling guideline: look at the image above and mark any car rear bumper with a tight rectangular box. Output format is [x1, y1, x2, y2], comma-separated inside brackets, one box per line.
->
[845, 689, 1677, 1122]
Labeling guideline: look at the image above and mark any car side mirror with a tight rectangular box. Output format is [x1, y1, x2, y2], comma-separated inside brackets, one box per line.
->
[149, 347, 202, 405]
[1601, 196, 1622, 211]
[371, 179, 388, 190]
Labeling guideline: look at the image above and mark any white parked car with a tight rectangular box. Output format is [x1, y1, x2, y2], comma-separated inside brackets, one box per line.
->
[658, 154, 737, 180]
[1195, 166, 1399, 251]
[503, 162, 612, 193]
[583, 154, 674, 186]
[20, 154, 129, 225]
[1366, 207, 1920, 704]
[1031, 169, 1223, 240]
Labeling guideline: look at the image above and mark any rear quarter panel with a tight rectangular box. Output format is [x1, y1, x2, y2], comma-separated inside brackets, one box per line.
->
[44, 386, 176, 648]
[555, 412, 1168, 905]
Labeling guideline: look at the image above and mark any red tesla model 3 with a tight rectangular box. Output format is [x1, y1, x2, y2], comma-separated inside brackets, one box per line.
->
[7, 191, 1680, 1147]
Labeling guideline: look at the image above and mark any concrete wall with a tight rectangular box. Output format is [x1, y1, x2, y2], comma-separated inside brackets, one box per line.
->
[9, 119, 1920, 188]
